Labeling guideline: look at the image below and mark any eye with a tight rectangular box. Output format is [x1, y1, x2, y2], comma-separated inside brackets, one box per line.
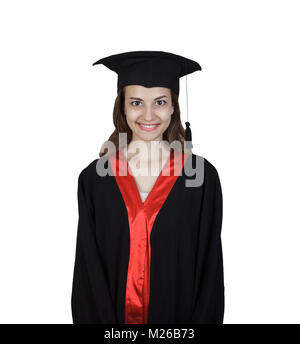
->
[156, 100, 167, 106]
[131, 101, 142, 107]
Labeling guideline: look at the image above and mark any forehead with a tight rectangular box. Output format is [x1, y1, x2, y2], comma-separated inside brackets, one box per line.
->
[124, 85, 171, 99]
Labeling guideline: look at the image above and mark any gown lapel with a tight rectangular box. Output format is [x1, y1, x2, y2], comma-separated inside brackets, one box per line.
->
[109, 149, 190, 324]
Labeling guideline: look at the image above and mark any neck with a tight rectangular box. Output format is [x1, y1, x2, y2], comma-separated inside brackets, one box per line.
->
[124, 138, 170, 163]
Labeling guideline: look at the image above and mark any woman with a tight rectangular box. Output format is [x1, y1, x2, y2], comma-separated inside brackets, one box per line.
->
[71, 51, 225, 324]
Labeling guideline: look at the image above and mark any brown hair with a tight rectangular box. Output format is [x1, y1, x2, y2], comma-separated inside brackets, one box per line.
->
[99, 87, 189, 157]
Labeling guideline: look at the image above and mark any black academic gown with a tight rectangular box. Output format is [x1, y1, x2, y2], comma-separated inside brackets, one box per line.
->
[71, 151, 224, 324]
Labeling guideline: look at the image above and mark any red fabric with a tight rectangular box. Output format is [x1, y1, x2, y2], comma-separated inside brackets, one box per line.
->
[109, 149, 190, 324]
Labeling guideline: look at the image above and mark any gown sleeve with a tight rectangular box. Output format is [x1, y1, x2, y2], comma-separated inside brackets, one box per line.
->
[71, 167, 116, 324]
[191, 160, 225, 324]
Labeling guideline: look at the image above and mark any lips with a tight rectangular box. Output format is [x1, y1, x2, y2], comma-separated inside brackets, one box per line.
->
[137, 122, 160, 131]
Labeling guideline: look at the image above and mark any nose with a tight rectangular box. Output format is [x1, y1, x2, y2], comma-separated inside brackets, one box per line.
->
[142, 106, 156, 122]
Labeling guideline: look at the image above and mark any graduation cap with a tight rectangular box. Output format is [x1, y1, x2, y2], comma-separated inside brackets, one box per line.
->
[92, 51, 202, 149]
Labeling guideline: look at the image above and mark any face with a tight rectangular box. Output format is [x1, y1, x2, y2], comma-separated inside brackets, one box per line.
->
[124, 85, 174, 142]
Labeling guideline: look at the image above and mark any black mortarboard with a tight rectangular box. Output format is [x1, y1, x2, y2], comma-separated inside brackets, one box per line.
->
[92, 50, 202, 148]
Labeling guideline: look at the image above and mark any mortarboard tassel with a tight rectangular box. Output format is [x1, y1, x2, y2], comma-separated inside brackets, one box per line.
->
[185, 121, 193, 148]
[184, 67, 193, 149]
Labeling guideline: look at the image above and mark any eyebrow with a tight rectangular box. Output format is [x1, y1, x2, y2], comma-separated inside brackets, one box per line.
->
[129, 95, 168, 101]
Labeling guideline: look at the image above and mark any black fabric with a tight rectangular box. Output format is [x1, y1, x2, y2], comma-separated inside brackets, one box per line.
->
[92, 50, 201, 95]
[71, 153, 224, 324]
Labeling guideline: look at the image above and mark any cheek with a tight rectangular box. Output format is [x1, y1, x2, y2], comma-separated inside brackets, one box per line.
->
[159, 111, 172, 125]
[125, 110, 140, 124]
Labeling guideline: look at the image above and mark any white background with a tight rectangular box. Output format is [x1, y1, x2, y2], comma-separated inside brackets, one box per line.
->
[0, 0, 299, 324]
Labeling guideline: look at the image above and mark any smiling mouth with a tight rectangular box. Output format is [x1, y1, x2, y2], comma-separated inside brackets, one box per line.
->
[136, 122, 160, 131]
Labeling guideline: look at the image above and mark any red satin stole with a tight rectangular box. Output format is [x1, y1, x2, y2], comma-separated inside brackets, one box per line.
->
[109, 149, 190, 324]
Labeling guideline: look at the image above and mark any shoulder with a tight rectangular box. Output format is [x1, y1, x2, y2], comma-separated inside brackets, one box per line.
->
[77, 156, 115, 198]
[78, 154, 114, 184]
[188, 154, 222, 201]
[78, 158, 99, 181]
[191, 153, 221, 183]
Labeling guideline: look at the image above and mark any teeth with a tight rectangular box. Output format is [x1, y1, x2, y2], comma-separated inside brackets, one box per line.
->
[139, 123, 158, 128]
